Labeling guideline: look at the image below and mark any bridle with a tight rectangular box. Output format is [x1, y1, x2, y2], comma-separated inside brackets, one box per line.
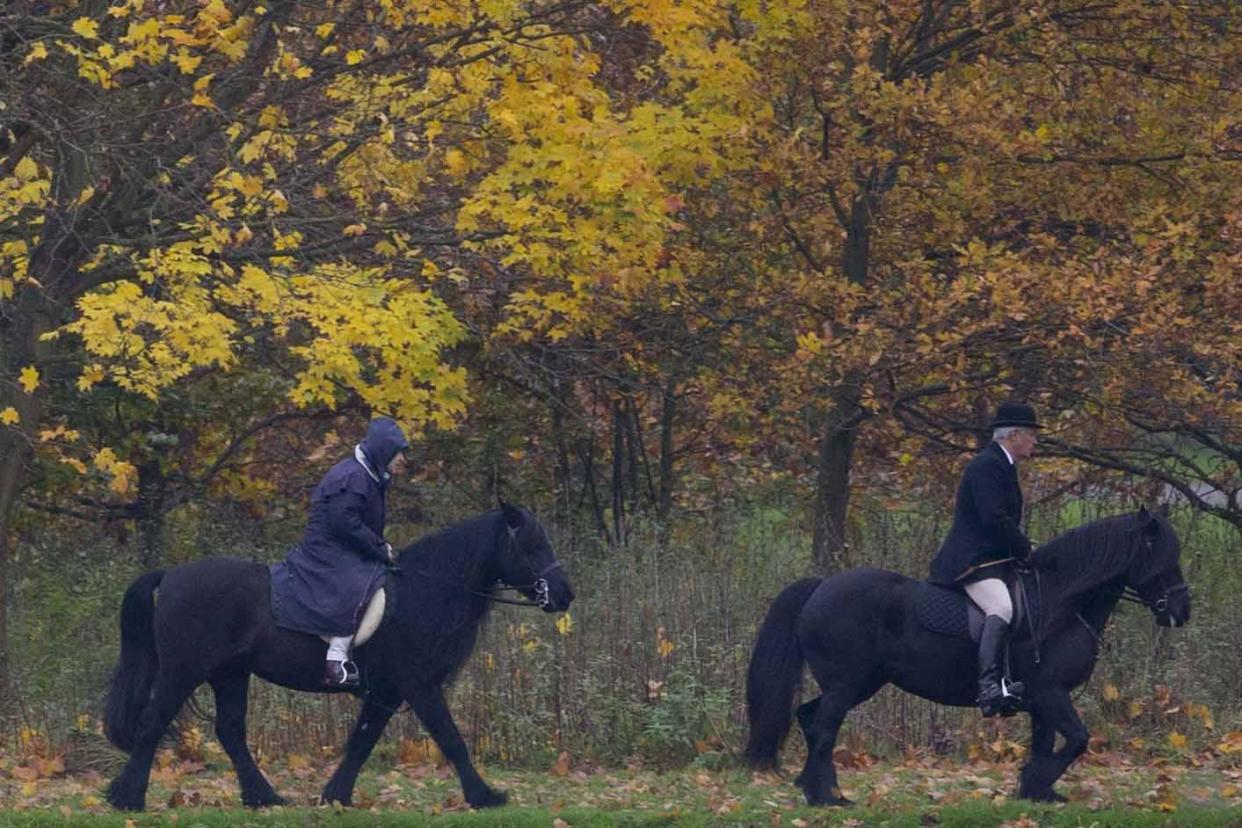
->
[1122, 579, 1190, 615]
[478, 560, 563, 608]
[1120, 534, 1190, 616]
[406, 526, 563, 610]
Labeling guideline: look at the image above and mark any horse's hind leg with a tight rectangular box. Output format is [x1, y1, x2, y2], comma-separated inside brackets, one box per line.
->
[797, 692, 851, 806]
[792, 696, 821, 786]
[797, 673, 884, 806]
[211, 673, 286, 808]
[321, 697, 399, 806]
[106, 675, 197, 811]
[406, 683, 506, 809]
[796, 696, 821, 747]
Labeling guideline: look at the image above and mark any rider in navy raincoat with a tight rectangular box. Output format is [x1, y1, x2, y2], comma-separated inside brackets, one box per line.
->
[271, 417, 409, 686]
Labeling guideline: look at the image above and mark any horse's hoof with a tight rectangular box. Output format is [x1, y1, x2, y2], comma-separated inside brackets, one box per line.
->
[468, 786, 509, 809]
[806, 794, 852, 807]
[244, 791, 289, 808]
[1019, 787, 1067, 803]
[106, 780, 145, 812]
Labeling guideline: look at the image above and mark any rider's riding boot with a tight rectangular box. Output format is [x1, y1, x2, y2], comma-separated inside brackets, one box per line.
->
[323, 659, 359, 688]
[977, 615, 1023, 717]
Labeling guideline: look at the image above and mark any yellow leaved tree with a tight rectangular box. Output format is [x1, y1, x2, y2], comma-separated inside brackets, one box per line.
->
[0, 0, 693, 696]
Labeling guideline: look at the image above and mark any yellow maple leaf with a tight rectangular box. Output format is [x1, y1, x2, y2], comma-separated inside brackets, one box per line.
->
[18, 365, 39, 393]
[72, 18, 100, 39]
[343, 223, 367, 237]
[1169, 731, 1188, 751]
[24, 42, 49, 64]
[59, 457, 88, 474]
[0, 407, 19, 426]
[555, 612, 573, 636]
[346, 49, 366, 65]
[174, 49, 202, 74]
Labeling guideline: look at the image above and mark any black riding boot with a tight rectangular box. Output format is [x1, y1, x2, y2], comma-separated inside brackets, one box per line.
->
[977, 615, 1024, 717]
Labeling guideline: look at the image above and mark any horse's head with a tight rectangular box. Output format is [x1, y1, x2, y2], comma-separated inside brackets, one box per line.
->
[1127, 507, 1191, 628]
[494, 499, 575, 613]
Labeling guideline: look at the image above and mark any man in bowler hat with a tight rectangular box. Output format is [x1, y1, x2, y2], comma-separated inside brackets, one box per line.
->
[929, 402, 1041, 716]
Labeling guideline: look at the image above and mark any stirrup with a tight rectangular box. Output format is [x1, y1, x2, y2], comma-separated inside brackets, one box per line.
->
[1000, 677, 1024, 700]
[324, 659, 359, 687]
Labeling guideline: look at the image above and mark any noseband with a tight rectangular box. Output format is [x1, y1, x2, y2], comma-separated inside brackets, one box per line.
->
[484, 528, 563, 609]
[495, 560, 563, 609]
[1123, 581, 1189, 614]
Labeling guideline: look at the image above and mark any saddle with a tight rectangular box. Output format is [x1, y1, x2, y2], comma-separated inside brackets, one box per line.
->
[318, 578, 396, 647]
[914, 568, 1040, 642]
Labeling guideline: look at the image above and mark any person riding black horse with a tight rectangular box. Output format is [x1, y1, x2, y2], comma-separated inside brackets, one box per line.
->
[929, 401, 1041, 717]
[270, 416, 410, 687]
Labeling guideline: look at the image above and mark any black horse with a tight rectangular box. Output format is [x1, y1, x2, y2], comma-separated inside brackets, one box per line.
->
[746, 508, 1190, 805]
[103, 501, 573, 811]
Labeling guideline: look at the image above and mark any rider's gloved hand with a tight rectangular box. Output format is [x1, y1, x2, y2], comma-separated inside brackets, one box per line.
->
[383, 543, 397, 564]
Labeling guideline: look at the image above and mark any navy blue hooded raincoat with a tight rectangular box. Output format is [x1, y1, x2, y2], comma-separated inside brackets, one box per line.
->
[270, 417, 409, 636]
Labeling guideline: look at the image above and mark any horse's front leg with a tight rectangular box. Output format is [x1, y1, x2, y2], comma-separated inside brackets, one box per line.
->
[321, 696, 399, 806]
[1018, 707, 1065, 802]
[405, 683, 506, 808]
[1018, 692, 1088, 802]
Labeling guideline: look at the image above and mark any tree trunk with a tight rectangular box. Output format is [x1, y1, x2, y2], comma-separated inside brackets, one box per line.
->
[548, 375, 574, 522]
[610, 398, 625, 545]
[811, 384, 864, 572]
[0, 283, 60, 706]
[809, 180, 886, 573]
[657, 379, 677, 521]
[576, 439, 608, 541]
[135, 460, 169, 569]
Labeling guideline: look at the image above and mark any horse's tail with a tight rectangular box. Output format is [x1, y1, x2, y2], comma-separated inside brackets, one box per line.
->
[745, 576, 821, 770]
[104, 570, 165, 753]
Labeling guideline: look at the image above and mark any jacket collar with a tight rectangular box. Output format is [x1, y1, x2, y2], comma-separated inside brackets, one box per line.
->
[354, 444, 382, 483]
[988, 440, 1016, 468]
[996, 441, 1015, 465]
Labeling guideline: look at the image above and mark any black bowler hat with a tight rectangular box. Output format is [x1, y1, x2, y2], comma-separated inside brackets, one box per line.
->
[988, 401, 1042, 430]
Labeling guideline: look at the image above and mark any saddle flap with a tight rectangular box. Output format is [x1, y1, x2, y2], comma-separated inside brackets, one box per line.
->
[914, 574, 1032, 643]
[319, 587, 386, 646]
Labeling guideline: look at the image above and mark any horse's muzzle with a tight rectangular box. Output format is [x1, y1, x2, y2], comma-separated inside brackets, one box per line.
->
[542, 580, 574, 613]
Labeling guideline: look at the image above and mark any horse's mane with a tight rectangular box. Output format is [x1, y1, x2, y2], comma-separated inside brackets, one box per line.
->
[1032, 510, 1172, 590]
[399, 510, 504, 581]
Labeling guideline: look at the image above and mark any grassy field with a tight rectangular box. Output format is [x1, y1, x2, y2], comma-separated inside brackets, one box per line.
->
[3, 755, 1242, 827]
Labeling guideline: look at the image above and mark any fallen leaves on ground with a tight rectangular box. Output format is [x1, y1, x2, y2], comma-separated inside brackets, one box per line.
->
[3, 747, 1242, 817]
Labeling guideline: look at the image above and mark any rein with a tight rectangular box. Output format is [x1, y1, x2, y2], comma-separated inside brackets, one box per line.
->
[470, 562, 563, 608]
[403, 528, 562, 610]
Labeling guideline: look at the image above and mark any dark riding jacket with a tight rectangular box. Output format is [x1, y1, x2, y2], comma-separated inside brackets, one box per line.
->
[929, 441, 1032, 585]
[270, 418, 408, 637]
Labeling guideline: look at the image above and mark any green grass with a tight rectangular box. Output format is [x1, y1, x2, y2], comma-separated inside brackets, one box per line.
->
[2, 803, 1242, 827]
[3, 762, 1242, 827]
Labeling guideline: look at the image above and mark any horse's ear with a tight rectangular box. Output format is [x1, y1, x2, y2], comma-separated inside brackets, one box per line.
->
[1139, 506, 1160, 536]
[499, 498, 523, 531]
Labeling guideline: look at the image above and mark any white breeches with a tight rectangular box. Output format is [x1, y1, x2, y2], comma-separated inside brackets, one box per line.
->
[964, 578, 1013, 623]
